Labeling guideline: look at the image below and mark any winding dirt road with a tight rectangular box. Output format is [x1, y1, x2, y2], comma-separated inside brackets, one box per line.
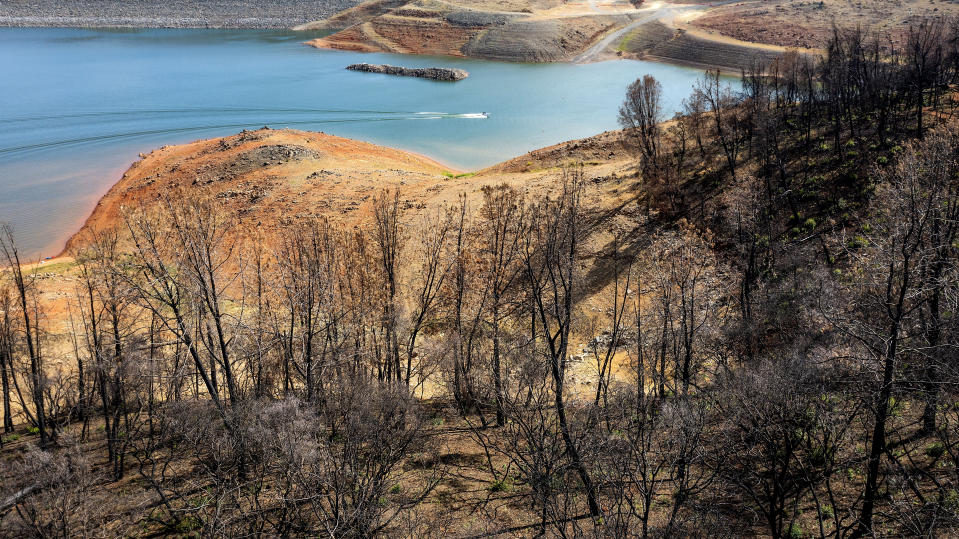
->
[572, 0, 745, 64]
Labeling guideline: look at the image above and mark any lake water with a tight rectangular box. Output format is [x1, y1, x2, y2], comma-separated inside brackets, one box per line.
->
[0, 28, 713, 256]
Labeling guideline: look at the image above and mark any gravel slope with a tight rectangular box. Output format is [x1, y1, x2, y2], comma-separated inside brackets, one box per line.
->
[0, 0, 364, 28]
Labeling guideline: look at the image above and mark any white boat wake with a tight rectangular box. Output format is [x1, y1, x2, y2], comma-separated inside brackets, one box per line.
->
[415, 112, 489, 119]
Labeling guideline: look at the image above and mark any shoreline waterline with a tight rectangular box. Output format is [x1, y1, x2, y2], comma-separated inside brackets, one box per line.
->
[0, 27, 715, 257]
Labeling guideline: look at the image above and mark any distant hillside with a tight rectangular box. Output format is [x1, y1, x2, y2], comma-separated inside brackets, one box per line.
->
[0, 0, 365, 28]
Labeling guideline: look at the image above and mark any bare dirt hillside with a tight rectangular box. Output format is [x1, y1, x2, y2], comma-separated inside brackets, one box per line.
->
[65, 128, 453, 252]
[614, 20, 789, 72]
[46, 127, 638, 395]
[305, 0, 646, 62]
[691, 0, 959, 49]
[304, 0, 801, 67]
[65, 127, 636, 254]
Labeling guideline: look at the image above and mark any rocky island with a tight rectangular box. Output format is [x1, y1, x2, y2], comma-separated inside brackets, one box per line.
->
[346, 63, 469, 81]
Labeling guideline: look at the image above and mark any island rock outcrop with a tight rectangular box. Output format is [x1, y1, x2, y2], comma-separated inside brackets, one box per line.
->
[346, 63, 468, 81]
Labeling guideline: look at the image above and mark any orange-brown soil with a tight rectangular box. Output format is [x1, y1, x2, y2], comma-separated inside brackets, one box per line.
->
[66, 127, 635, 254]
[305, 0, 643, 62]
[38, 127, 637, 395]
[303, 0, 812, 69]
[64, 128, 454, 253]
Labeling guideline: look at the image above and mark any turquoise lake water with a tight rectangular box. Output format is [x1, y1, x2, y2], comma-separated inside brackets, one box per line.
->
[0, 28, 714, 256]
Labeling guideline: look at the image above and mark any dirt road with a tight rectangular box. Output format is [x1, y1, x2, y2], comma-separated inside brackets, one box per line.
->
[573, 2, 695, 63]
[574, 0, 789, 65]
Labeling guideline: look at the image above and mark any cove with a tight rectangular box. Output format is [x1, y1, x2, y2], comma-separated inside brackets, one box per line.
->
[0, 27, 713, 256]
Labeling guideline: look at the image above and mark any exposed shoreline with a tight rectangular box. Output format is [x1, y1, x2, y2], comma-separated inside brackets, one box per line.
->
[58, 126, 624, 257]
[0, 0, 810, 72]
[52, 126, 632, 259]
[305, 0, 812, 71]
[54, 129, 465, 258]
[2, 1, 813, 259]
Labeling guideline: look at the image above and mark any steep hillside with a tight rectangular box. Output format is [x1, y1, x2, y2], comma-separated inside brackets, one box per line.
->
[10, 29, 959, 535]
